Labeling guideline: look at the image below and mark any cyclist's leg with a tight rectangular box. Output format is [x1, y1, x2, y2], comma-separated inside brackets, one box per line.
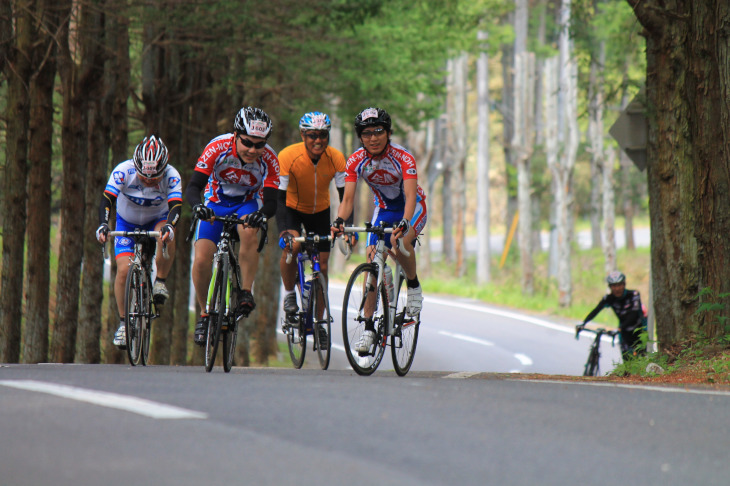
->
[279, 207, 303, 314]
[236, 200, 262, 312]
[304, 209, 332, 319]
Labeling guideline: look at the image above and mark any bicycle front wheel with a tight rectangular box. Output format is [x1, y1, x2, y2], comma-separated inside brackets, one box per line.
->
[584, 346, 600, 377]
[311, 277, 331, 370]
[140, 272, 153, 366]
[342, 263, 387, 376]
[205, 263, 226, 372]
[391, 273, 419, 376]
[124, 265, 143, 366]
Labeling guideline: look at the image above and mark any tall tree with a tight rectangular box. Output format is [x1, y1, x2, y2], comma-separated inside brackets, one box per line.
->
[24, 0, 60, 363]
[476, 31, 491, 285]
[1, 0, 34, 362]
[629, 0, 730, 346]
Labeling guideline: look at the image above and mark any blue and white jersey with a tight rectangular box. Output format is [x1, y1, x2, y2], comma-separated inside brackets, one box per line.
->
[104, 160, 183, 225]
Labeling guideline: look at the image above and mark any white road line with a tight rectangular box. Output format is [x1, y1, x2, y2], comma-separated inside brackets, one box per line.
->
[514, 353, 533, 366]
[515, 379, 730, 397]
[444, 371, 481, 379]
[439, 330, 494, 347]
[0, 380, 208, 420]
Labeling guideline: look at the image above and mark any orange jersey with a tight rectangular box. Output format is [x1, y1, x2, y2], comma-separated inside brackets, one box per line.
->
[278, 142, 346, 214]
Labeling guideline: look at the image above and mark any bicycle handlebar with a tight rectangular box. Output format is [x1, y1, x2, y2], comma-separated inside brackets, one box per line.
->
[284, 233, 335, 264]
[575, 325, 619, 346]
[105, 230, 168, 259]
[341, 225, 411, 257]
[187, 213, 268, 253]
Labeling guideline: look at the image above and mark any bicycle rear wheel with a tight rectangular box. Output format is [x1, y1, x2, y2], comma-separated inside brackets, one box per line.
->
[205, 264, 225, 372]
[124, 265, 143, 366]
[342, 263, 387, 376]
[391, 273, 419, 376]
[140, 272, 153, 366]
[311, 277, 331, 370]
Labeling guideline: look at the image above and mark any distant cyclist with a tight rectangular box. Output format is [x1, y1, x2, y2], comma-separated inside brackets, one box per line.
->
[96, 135, 182, 349]
[331, 107, 427, 353]
[578, 271, 647, 360]
[277, 111, 350, 317]
[185, 106, 279, 346]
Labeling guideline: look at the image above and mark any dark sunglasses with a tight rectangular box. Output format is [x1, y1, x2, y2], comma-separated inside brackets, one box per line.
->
[238, 135, 267, 149]
[360, 128, 386, 138]
[304, 131, 329, 141]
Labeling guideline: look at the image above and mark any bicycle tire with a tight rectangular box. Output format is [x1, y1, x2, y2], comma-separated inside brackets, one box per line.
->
[584, 346, 600, 377]
[222, 283, 237, 373]
[124, 265, 143, 366]
[311, 277, 331, 370]
[140, 271, 153, 366]
[342, 263, 387, 376]
[205, 263, 225, 372]
[286, 288, 307, 369]
[391, 272, 419, 376]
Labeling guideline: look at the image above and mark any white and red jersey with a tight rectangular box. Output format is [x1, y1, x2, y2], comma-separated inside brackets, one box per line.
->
[194, 133, 280, 205]
[345, 142, 426, 210]
[104, 160, 182, 225]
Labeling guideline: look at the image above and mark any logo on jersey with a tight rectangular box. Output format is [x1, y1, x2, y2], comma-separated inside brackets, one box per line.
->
[168, 176, 181, 189]
[126, 195, 164, 207]
[367, 170, 397, 185]
[196, 161, 208, 169]
[220, 167, 257, 186]
[113, 171, 125, 185]
[406, 168, 417, 176]
[119, 237, 132, 247]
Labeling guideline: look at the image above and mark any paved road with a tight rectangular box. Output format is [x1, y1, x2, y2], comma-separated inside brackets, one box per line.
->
[1, 364, 728, 486]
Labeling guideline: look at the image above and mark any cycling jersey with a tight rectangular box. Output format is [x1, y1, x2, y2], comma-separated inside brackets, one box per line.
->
[278, 142, 346, 214]
[345, 142, 426, 211]
[103, 160, 182, 226]
[194, 133, 280, 205]
[583, 289, 645, 332]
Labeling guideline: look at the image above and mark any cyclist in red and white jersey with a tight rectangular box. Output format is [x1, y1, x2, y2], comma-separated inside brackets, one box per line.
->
[96, 135, 182, 349]
[332, 107, 427, 353]
[185, 107, 280, 346]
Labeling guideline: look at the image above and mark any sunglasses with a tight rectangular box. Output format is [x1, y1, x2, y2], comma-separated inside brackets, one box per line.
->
[238, 135, 267, 149]
[304, 131, 329, 141]
[360, 128, 386, 138]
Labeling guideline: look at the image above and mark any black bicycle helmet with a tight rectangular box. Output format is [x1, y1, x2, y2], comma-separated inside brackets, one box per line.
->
[133, 135, 169, 178]
[606, 271, 626, 285]
[354, 107, 392, 136]
[234, 106, 273, 139]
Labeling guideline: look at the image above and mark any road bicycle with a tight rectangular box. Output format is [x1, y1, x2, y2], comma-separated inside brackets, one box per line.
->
[107, 229, 167, 366]
[190, 213, 267, 373]
[341, 222, 420, 376]
[281, 232, 335, 370]
[575, 325, 619, 377]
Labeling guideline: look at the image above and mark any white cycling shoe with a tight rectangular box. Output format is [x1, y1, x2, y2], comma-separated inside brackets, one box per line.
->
[406, 285, 423, 317]
[113, 322, 127, 349]
[354, 330, 375, 355]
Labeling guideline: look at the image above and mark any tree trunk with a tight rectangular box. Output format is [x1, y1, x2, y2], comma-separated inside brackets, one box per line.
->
[476, 31, 491, 284]
[446, 54, 468, 277]
[24, 0, 59, 363]
[52, 0, 92, 363]
[587, 42, 605, 250]
[77, 2, 111, 364]
[602, 148, 617, 274]
[0, 0, 33, 363]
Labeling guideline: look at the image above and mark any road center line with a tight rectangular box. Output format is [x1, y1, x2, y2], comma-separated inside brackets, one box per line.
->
[439, 330, 494, 347]
[0, 380, 208, 420]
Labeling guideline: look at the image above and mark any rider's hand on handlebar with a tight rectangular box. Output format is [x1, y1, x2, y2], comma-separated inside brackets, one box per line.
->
[96, 224, 110, 244]
[393, 217, 411, 239]
[193, 204, 214, 222]
[279, 231, 294, 250]
[160, 223, 175, 242]
[575, 322, 585, 339]
[244, 210, 265, 228]
[331, 217, 345, 237]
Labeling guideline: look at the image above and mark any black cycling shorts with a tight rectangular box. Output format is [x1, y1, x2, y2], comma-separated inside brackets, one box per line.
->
[283, 206, 332, 253]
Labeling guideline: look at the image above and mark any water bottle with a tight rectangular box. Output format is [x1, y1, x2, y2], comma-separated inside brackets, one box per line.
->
[384, 265, 394, 303]
[301, 281, 311, 310]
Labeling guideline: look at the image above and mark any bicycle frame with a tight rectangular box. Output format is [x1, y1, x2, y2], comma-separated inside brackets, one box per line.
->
[575, 326, 618, 376]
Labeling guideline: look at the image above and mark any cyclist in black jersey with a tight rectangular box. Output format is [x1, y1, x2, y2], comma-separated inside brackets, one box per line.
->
[578, 271, 647, 360]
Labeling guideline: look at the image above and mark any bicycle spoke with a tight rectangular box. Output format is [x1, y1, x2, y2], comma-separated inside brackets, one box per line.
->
[391, 272, 419, 376]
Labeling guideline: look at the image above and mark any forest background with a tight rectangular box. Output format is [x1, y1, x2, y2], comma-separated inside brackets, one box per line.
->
[2, 0, 728, 371]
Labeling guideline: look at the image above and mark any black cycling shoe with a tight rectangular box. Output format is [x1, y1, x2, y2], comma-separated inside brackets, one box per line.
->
[236, 289, 256, 318]
[194, 315, 208, 346]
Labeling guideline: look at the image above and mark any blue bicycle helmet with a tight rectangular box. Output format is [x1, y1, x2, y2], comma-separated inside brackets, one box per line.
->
[299, 111, 331, 131]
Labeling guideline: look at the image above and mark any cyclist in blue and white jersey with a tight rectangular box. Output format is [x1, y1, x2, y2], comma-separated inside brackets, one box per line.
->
[96, 135, 182, 349]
